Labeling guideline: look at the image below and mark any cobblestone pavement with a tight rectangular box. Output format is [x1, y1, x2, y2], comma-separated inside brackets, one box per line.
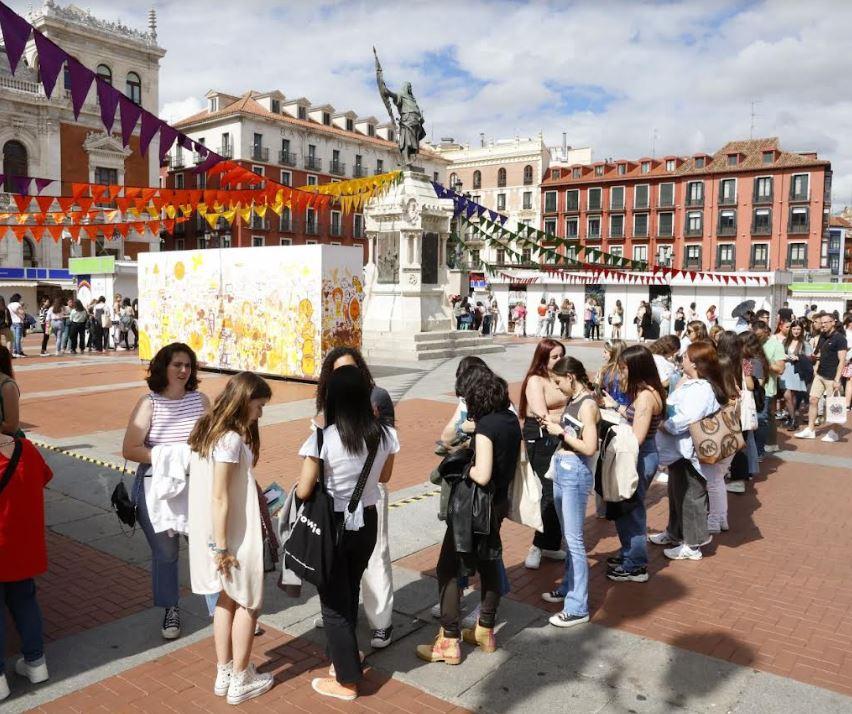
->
[4, 333, 852, 712]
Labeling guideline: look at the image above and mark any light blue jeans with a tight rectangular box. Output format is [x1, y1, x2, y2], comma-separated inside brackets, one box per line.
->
[133, 471, 180, 608]
[552, 452, 593, 617]
[11, 323, 23, 354]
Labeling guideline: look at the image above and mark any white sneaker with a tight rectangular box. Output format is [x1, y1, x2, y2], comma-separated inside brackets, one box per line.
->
[161, 607, 181, 639]
[0, 673, 9, 702]
[430, 602, 441, 619]
[764, 444, 780, 453]
[794, 428, 816, 439]
[726, 481, 746, 494]
[541, 548, 567, 561]
[656, 471, 669, 484]
[314, 617, 324, 629]
[461, 605, 481, 630]
[214, 661, 232, 697]
[664, 544, 702, 561]
[648, 531, 678, 546]
[524, 545, 542, 569]
[821, 430, 839, 443]
[15, 656, 49, 684]
[226, 663, 273, 705]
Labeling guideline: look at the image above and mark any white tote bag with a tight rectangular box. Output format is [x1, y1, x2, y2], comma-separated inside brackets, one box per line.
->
[739, 375, 758, 432]
[508, 445, 543, 533]
[826, 395, 848, 425]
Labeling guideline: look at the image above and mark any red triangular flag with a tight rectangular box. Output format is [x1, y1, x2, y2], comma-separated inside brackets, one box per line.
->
[108, 185, 122, 199]
[47, 224, 64, 242]
[90, 185, 107, 202]
[35, 196, 54, 214]
[58, 197, 75, 212]
[13, 194, 31, 213]
[71, 183, 89, 200]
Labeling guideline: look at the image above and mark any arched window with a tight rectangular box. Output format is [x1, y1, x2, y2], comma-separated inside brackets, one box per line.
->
[497, 167, 507, 187]
[472, 170, 481, 189]
[22, 237, 36, 267]
[126, 72, 141, 104]
[523, 165, 533, 185]
[96, 64, 112, 85]
[3, 140, 28, 192]
[449, 172, 458, 189]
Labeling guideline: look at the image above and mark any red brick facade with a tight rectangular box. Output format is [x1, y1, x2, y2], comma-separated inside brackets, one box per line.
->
[540, 138, 831, 273]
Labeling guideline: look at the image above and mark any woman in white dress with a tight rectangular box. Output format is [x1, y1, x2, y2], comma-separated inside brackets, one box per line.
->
[188, 372, 273, 706]
[660, 305, 672, 337]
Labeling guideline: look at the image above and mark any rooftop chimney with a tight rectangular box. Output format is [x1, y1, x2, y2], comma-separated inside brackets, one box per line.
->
[562, 132, 567, 156]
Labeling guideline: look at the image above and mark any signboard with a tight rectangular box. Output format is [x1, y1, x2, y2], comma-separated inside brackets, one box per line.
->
[137, 245, 364, 380]
[69, 256, 116, 275]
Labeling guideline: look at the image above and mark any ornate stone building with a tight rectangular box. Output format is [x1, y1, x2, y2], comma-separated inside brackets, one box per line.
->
[0, 1, 165, 304]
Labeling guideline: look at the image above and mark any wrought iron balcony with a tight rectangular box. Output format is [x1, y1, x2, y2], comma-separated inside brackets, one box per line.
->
[685, 227, 703, 237]
[683, 258, 702, 269]
[305, 222, 320, 236]
[753, 191, 773, 205]
[657, 231, 675, 240]
[751, 223, 772, 235]
[217, 145, 233, 159]
[305, 156, 322, 171]
[251, 146, 269, 162]
[279, 218, 293, 232]
[788, 221, 809, 234]
[170, 153, 185, 169]
[279, 150, 296, 166]
[789, 189, 808, 202]
[353, 165, 368, 178]
[718, 194, 737, 206]
[750, 260, 769, 271]
[329, 161, 347, 177]
[717, 224, 737, 236]
[685, 196, 704, 207]
[715, 260, 735, 271]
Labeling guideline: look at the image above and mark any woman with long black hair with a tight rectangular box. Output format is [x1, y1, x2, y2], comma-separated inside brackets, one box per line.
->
[418, 369, 520, 662]
[602, 345, 665, 583]
[296, 366, 398, 702]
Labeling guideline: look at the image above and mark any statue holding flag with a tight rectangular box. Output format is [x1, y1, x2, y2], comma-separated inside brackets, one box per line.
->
[374, 47, 426, 167]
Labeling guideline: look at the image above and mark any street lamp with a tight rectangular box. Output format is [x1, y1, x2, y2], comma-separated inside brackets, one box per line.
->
[448, 178, 466, 269]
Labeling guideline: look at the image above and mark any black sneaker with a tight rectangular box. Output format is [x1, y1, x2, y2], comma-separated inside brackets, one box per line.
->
[370, 626, 393, 649]
[540, 590, 563, 604]
[549, 612, 589, 628]
[605, 555, 623, 567]
[161, 607, 181, 639]
[606, 565, 649, 583]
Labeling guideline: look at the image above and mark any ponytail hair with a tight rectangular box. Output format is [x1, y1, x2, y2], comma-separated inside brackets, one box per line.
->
[552, 356, 594, 390]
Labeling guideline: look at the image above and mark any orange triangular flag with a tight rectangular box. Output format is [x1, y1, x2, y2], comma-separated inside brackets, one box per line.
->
[71, 183, 89, 200]
[108, 185, 122, 199]
[47, 225, 64, 242]
[13, 195, 31, 213]
[115, 197, 130, 213]
[148, 220, 160, 234]
[126, 187, 141, 199]
[133, 221, 145, 235]
[77, 197, 94, 213]
[141, 188, 157, 201]
[11, 226, 29, 241]
[90, 185, 107, 202]
[58, 197, 75, 212]
[67, 225, 81, 242]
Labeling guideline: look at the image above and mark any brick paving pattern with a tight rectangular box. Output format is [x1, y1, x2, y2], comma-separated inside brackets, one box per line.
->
[5, 532, 151, 655]
[32, 627, 471, 713]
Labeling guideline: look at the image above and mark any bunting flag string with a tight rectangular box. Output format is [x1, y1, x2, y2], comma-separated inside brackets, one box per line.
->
[1, 218, 177, 243]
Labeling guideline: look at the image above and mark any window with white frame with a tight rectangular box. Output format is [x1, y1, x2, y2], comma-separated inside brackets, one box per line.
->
[306, 239, 318, 245]
[610, 245, 623, 257]
[252, 165, 264, 176]
[790, 173, 809, 200]
[544, 191, 557, 212]
[752, 208, 772, 233]
[175, 173, 184, 189]
[565, 189, 579, 211]
[496, 248, 505, 264]
[565, 216, 579, 238]
[685, 244, 701, 265]
[633, 245, 648, 262]
[523, 191, 532, 209]
[617, 164, 626, 175]
[719, 178, 736, 204]
[252, 236, 264, 247]
[175, 238, 185, 251]
[221, 236, 232, 248]
[641, 162, 650, 174]
[686, 180, 703, 205]
[634, 184, 649, 209]
[789, 206, 809, 232]
[665, 159, 676, 171]
[544, 218, 557, 235]
[609, 214, 624, 238]
[751, 243, 769, 268]
[588, 187, 602, 211]
[610, 186, 624, 210]
[279, 237, 292, 246]
[717, 243, 735, 266]
[587, 216, 601, 238]
[633, 213, 649, 236]
[197, 236, 207, 249]
[754, 176, 772, 201]
[657, 245, 673, 266]
[331, 211, 341, 236]
[353, 214, 364, 238]
[658, 212, 674, 237]
[686, 211, 703, 235]
[659, 182, 674, 207]
[280, 170, 291, 186]
[497, 193, 506, 211]
[307, 175, 318, 186]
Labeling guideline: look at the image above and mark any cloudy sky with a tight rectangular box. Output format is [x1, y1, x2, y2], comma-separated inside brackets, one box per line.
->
[12, 0, 852, 205]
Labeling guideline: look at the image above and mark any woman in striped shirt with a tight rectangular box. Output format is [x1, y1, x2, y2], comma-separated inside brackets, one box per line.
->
[122, 343, 210, 640]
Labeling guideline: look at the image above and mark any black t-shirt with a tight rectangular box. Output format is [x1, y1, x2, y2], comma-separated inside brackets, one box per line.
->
[778, 307, 794, 323]
[816, 332, 848, 379]
[474, 409, 521, 504]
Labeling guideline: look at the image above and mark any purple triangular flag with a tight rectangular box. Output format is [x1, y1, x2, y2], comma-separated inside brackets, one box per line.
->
[96, 77, 120, 133]
[14, 176, 30, 195]
[67, 59, 95, 120]
[499, 214, 508, 226]
[158, 125, 178, 162]
[0, 4, 31, 75]
[34, 178, 53, 194]
[193, 152, 223, 175]
[476, 205, 486, 217]
[193, 141, 208, 159]
[138, 111, 161, 156]
[117, 94, 142, 146]
[465, 202, 477, 218]
[488, 210, 498, 222]
[32, 31, 67, 98]
[178, 134, 194, 151]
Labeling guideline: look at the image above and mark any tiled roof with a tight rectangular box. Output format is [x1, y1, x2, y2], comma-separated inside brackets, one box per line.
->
[543, 137, 829, 185]
[830, 215, 852, 228]
[174, 91, 446, 161]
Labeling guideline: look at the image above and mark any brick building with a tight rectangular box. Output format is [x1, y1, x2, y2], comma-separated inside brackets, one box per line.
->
[540, 138, 832, 277]
[164, 90, 448, 254]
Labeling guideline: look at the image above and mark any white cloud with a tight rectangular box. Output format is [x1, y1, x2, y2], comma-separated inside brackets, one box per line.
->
[9, 0, 852, 205]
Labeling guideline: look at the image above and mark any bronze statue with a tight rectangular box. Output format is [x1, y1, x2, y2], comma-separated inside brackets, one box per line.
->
[374, 47, 426, 167]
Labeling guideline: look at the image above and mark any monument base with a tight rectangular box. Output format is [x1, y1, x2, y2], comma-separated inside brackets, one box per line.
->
[362, 328, 504, 363]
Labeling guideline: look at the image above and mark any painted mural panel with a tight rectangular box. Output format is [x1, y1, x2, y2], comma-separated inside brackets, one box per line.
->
[137, 245, 363, 380]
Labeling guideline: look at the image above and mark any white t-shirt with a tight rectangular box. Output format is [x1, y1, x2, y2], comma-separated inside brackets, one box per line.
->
[299, 425, 400, 512]
[213, 431, 252, 464]
[8, 302, 23, 325]
[653, 354, 675, 383]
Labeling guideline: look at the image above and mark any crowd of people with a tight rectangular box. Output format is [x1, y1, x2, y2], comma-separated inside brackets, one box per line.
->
[0, 293, 138, 358]
[1, 298, 849, 705]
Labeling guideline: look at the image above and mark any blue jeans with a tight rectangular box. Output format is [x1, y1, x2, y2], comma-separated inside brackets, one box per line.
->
[552, 453, 593, 617]
[11, 323, 23, 354]
[614, 441, 659, 571]
[133, 472, 180, 608]
[755, 397, 770, 456]
[745, 430, 759, 475]
[458, 557, 511, 597]
[0, 579, 44, 673]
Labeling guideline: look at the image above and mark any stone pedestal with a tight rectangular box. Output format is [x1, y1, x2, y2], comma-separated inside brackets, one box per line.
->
[361, 170, 503, 362]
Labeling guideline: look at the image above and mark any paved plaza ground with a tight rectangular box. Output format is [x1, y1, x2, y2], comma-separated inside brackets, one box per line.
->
[4, 333, 852, 713]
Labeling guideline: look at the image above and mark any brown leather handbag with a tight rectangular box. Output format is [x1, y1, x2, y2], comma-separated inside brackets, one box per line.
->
[689, 400, 745, 464]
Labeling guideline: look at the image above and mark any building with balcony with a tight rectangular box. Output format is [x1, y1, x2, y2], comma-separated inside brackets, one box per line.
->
[0, 1, 165, 306]
[828, 214, 851, 279]
[165, 89, 448, 253]
[540, 138, 831, 277]
[434, 135, 590, 269]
